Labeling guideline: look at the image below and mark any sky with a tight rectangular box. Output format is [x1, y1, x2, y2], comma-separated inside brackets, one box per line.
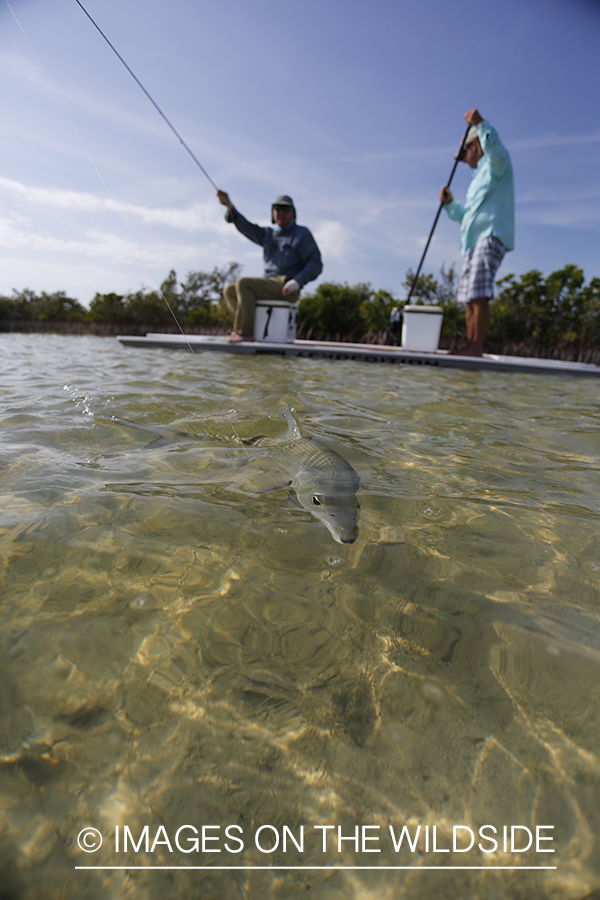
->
[0, 0, 599, 306]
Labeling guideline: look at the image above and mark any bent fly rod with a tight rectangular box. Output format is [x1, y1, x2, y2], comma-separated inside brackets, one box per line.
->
[74, 0, 219, 191]
[405, 123, 471, 304]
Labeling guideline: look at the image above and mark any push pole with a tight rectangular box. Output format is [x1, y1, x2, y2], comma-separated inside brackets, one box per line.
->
[405, 123, 472, 304]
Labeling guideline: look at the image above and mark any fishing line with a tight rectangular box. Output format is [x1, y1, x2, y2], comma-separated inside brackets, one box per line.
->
[70, 0, 251, 457]
[6, 0, 250, 458]
[73, 0, 219, 192]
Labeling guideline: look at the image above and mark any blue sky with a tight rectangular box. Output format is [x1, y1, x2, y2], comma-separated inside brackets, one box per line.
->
[0, 0, 599, 306]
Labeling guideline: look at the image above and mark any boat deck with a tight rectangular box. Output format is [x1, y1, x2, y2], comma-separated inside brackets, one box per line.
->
[116, 333, 600, 378]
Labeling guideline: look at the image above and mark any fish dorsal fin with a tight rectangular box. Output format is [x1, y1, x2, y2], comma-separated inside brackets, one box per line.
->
[282, 405, 302, 441]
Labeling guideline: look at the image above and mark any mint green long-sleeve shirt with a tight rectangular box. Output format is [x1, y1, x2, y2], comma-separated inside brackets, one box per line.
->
[444, 119, 514, 255]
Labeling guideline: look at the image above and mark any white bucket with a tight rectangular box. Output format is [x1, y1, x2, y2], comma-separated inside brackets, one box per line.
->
[401, 305, 443, 352]
[255, 300, 297, 343]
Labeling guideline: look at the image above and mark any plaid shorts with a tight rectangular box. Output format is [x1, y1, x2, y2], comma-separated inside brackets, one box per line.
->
[457, 235, 506, 304]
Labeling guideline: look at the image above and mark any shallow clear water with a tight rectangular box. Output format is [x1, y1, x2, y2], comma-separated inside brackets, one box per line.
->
[1, 333, 599, 900]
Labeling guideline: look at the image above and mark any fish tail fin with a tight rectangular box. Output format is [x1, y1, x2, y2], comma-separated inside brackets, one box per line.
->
[282, 405, 302, 440]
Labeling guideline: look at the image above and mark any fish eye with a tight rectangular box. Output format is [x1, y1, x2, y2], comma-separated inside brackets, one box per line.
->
[312, 495, 322, 506]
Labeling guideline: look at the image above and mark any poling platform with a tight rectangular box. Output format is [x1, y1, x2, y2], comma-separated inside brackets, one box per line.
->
[116, 333, 600, 378]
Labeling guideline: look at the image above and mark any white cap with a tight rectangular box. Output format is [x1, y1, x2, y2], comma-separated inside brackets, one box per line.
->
[465, 126, 479, 146]
[455, 125, 481, 159]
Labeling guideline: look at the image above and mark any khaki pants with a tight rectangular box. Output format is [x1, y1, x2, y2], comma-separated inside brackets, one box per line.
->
[223, 276, 299, 337]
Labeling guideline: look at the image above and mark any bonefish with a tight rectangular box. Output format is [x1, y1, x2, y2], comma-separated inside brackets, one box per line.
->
[270, 407, 359, 544]
[100, 406, 360, 544]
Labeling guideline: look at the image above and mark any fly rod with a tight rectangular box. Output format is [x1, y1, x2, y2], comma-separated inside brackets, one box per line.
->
[74, 0, 219, 191]
[70, 0, 252, 457]
[405, 123, 471, 304]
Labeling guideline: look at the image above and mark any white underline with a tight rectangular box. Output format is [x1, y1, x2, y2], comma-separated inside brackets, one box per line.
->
[75, 865, 557, 871]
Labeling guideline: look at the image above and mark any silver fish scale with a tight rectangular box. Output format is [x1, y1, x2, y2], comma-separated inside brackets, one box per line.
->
[279, 436, 359, 484]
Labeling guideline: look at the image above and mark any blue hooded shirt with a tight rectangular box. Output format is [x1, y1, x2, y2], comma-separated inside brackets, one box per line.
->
[227, 208, 323, 288]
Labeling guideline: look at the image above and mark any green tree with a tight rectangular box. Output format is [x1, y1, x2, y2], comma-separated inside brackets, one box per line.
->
[298, 282, 378, 340]
[87, 292, 128, 324]
[1, 289, 85, 322]
[159, 269, 180, 318]
[360, 289, 397, 333]
[298, 269, 464, 343]
[125, 288, 173, 327]
[42, 291, 86, 321]
[4, 288, 37, 320]
[578, 276, 600, 348]
[178, 262, 242, 326]
[489, 265, 593, 350]
[110, 263, 242, 328]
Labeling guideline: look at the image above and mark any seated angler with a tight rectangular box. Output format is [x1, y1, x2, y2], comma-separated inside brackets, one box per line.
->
[216, 191, 323, 343]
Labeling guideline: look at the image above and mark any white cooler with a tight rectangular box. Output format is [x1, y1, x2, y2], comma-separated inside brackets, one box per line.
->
[401, 305, 443, 352]
[255, 300, 297, 343]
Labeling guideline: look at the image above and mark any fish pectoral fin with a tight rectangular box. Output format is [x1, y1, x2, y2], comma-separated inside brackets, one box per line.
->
[286, 490, 303, 508]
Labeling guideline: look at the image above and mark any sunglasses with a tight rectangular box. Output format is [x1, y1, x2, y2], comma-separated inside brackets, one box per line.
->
[273, 205, 292, 212]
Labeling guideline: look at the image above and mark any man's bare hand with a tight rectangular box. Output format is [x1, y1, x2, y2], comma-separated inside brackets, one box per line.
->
[439, 186, 453, 205]
[464, 108, 483, 127]
[216, 189, 233, 209]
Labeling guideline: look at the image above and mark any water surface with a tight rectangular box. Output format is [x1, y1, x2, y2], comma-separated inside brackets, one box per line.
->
[1, 334, 599, 899]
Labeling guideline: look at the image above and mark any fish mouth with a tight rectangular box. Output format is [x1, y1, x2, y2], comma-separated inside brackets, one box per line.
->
[329, 525, 359, 545]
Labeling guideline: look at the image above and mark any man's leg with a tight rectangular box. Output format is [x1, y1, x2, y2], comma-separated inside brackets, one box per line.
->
[464, 300, 474, 345]
[232, 277, 256, 338]
[456, 236, 505, 356]
[224, 282, 248, 343]
[456, 249, 473, 352]
[462, 297, 490, 356]
[229, 276, 296, 340]
[223, 282, 238, 318]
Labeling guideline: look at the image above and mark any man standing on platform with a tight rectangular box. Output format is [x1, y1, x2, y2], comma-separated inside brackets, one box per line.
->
[439, 109, 514, 356]
[216, 191, 323, 343]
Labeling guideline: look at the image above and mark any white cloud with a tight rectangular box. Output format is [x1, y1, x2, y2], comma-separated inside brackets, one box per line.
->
[518, 185, 600, 203]
[519, 205, 600, 228]
[0, 175, 223, 233]
[511, 131, 600, 152]
[313, 220, 353, 263]
[0, 51, 48, 90]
